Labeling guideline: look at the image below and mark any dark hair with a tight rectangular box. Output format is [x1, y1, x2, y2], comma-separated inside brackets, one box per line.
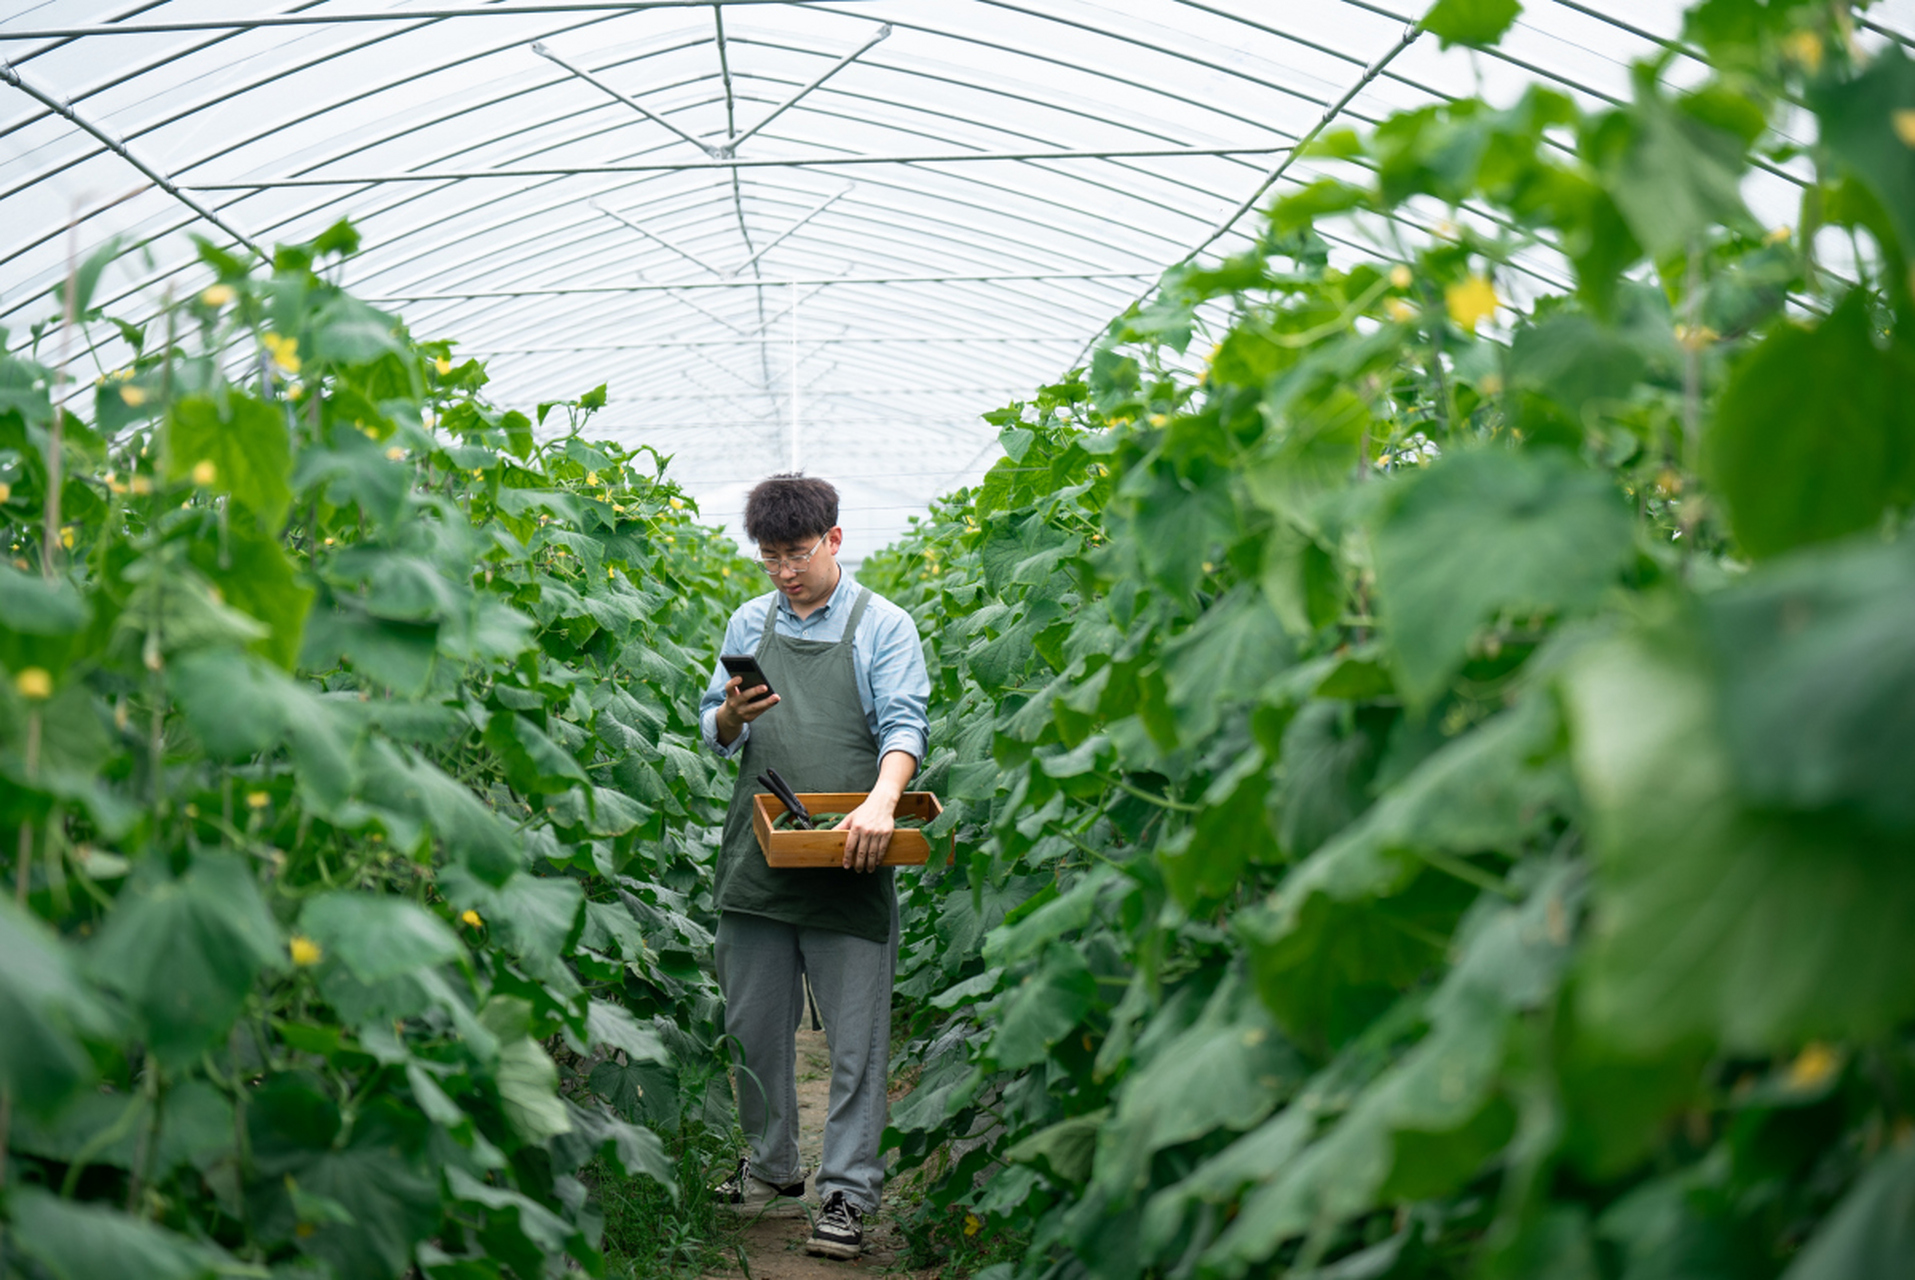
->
[744, 473, 839, 546]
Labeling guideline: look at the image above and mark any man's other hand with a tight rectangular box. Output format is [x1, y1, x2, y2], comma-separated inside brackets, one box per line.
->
[837, 794, 896, 873]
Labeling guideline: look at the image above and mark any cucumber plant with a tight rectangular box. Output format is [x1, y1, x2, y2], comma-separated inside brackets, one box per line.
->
[0, 224, 752, 1278]
[864, 5, 1915, 1277]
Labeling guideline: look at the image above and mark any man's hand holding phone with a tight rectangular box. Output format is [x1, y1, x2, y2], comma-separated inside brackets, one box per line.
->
[715, 675, 779, 746]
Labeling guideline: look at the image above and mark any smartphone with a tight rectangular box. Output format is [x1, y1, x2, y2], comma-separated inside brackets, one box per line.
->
[720, 654, 776, 701]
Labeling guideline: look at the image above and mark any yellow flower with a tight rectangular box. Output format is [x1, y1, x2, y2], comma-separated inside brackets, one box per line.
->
[963, 1214, 981, 1238]
[289, 936, 323, 967]
[120, 384, 147, 407]
[192, 459, 217, 486]
[1674, 324, 1720, 352]
[1389, 264, 1414, 289]
[585, 472, 600, 486]
[1385, 297, 1418, 323]
[669, 496, 684, 509]
[1764, 225, 1792, 246]
[261, 332, 301, 375]
[14, 667, 52, 700]
[1787, 1042, 1839, 1090]
[246, 790, 270, 809]
[385, 446, 406, 461]
[59, 528, 74, 549]
[131, 475, 153, 495]
[461, 909, 483, 928]
[1894, 109, 1915, 149]
[184, 803, 199, 818]
[0, 482, 10, 504]
[1782, 29, 1823, 74]
[1445, 275, 1500, 332]
[434, 356, 452, 375]
[612, 503, 626, 514]
[201, 284, 235, 308]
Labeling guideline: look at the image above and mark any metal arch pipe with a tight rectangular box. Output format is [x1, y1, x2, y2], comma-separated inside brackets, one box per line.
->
[726, 20, 890, 151]
[0, 1, 878, 41]
[0, 58, 266, 260]
[187, 143, 1291, 187]
[533, 40, 722, 156]
[26, 6, 1302, 300]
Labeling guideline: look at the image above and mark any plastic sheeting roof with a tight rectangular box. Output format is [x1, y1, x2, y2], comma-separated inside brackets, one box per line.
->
[4, 0, 1913, 555]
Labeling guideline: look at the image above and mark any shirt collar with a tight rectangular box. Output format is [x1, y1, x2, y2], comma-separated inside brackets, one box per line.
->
[775, 569, 857, 621]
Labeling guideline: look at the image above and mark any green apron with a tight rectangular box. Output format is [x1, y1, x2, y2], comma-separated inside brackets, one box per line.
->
[713, 585, 895, 943]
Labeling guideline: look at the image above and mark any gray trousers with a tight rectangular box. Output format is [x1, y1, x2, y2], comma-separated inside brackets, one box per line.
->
[714, 908, 898, 1212]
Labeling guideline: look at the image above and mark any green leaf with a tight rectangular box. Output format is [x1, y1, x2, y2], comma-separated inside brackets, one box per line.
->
[8, 1187, 230, 1280]
[1160, 585, 1293, 740]
[0, 564, 90, 636]
[1421, 0, 1522, 48]
[169, 647, 297, 758]
[359, 747, 520, 884]
[1594, 82, 1756, 260]
[1708, 291, 1915, 559]
[1092, 974, 1302, 1196]
[1245, 698, 1569, 1047]
[1006, 1109, 1107, 1183]
[1781, 1145, 1915, 1280]
[443, 867, 584, 977]
[89, 855, 285, 1065]
[250, 1090, 442, 1279]
[311, 293, 408, 366]
[484, 712, 589, 794]
[989, 941, 1096, 1070]
[164, 391, 292, 529]
[189, 517, 312, 668]
[1211, 866, 1577, 1271]
[481, 998, 574, 1145]
[59, 235, 123, 316]
[300, 600, 438, 694]
[301, 892, 464, 983]
[1704, 535, 1915, 830]
[1371, 448, 1633, 706]
[1564, 627, 1915, 1051]
[1814, 47, 1915, 263]
[0, 897, 108, 1113]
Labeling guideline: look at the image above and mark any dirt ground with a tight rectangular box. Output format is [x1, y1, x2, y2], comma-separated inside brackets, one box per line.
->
[702, 1025, 939, 1280]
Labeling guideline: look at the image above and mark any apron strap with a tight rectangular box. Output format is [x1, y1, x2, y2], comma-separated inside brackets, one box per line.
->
[754, 590, 781, 655]
[841, 585, 873, 645]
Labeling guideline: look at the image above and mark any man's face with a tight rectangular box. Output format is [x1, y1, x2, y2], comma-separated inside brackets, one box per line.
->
[760, 526, 842, 609]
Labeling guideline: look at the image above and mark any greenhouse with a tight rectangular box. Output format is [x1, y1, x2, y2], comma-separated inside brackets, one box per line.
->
[2, 0, 1913, 1275]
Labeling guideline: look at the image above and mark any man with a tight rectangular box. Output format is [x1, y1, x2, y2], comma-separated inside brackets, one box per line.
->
[698, 473, 930, 1260]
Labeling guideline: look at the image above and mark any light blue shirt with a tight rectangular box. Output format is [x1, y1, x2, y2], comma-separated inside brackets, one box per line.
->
[699, 572, 931, 764]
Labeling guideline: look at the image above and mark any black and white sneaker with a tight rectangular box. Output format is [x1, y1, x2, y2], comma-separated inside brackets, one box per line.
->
[713, 1158, 807, 1218]
[804, 1191, 865, 1259]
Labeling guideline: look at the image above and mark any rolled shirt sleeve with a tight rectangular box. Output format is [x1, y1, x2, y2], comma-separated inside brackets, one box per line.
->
[862, 604, 930, 766]
[699, 607, 758, 758]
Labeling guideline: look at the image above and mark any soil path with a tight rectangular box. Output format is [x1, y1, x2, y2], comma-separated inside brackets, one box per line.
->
[704, 1025, 932, 1279]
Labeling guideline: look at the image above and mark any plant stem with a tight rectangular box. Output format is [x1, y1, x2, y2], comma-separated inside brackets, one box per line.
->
[1097, 774, 1201, 814]
[43, 222, 80, 578]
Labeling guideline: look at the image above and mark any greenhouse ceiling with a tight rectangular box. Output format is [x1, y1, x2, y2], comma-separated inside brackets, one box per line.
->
[4, 0, 1912, 555]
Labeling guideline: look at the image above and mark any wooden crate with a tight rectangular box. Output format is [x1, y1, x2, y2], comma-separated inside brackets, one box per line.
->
[751, 791, 947, 867]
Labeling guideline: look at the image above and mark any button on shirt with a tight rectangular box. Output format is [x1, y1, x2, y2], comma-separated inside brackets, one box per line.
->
[699, 573, 931, 764]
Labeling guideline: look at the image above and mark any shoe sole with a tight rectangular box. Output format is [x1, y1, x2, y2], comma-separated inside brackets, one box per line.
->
[721, 1198, 808, 1219]
[803, 1237, 862, 1260]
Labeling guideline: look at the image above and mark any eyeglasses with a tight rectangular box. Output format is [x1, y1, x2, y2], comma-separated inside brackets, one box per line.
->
[758, 534, 826, 575]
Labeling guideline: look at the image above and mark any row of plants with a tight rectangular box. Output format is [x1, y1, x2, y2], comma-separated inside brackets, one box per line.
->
[863, 3, 1914, 1277]
[0, 222, 753, 1277]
